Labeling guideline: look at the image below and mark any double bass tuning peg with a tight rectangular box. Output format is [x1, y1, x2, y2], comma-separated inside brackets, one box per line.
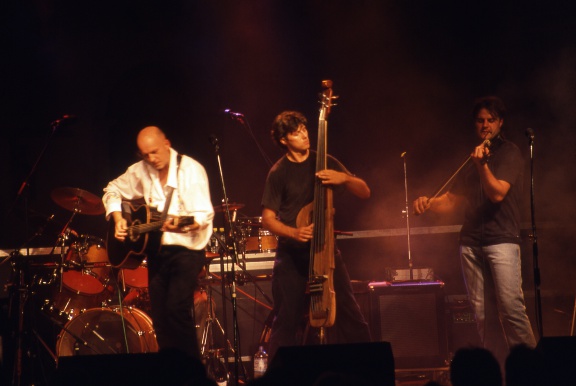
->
[318, 94, 338, 108]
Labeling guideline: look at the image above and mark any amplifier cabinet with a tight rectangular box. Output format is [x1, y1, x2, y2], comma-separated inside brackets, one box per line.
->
[368, 280, 449, 369]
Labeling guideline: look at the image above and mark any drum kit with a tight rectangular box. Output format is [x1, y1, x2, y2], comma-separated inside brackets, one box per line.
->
[24, 192, 277, 364]
[25, 187, 157, 360]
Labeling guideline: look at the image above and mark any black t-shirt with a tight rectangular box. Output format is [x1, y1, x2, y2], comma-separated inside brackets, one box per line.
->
[451, 136, 524, 246]
[261, 150, 348, 249]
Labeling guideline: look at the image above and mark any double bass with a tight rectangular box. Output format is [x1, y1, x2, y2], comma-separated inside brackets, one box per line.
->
[296, 80, 337, 330]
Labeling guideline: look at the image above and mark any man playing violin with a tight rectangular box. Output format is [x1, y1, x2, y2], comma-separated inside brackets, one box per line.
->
[413, 96, 536, 364]
[261, 111, 372, 359]
[103, 126, 214, 361]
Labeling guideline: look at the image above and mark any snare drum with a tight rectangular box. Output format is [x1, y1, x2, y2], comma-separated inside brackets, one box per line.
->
[245, 229, 277, 253]
[56, 307, 158, 356]
[238, 217, 277, 253]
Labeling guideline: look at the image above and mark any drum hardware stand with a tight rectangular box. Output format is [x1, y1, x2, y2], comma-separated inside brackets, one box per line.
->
[5, 226, 62, 386]
[209, 135, 244, 385]
[199, 240, 240, 367]
[199, 266, 227, 358]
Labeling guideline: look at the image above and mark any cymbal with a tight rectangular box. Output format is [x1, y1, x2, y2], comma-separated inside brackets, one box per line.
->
[213, 202, 245, 213]
[51, 187, 105, 215]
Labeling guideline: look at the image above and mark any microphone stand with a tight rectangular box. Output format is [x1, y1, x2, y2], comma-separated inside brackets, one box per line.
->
[209, 135, 242, 385]
[7, 118, 65, 386]
[526, 129, 543, 338]
[400, 152, 414, 281]
[227, 112, 273, 168]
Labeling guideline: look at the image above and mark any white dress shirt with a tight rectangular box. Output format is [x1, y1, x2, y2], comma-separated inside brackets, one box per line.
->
[103, 148, 214, 250]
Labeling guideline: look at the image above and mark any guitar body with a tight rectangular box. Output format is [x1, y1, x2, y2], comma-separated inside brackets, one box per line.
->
[107, 204, 161, 269]
[106, 203, 194, 269]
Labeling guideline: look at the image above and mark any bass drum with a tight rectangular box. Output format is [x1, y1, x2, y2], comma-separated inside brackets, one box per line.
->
[56, 307, 158, 356]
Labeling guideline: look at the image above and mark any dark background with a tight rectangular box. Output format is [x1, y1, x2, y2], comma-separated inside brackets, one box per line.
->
[2, 1, 576, 336]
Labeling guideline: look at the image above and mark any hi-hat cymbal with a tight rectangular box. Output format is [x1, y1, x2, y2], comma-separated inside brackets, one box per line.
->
[51, 187, 104, 215]
[213, 202, 245, 212]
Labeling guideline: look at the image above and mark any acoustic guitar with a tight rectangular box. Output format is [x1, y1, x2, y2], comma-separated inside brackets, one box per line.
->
[107, 203, 194, 269]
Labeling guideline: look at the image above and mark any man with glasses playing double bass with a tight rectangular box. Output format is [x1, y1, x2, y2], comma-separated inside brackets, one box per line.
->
[261, 111, 372, 361]
[413, 96, 536, 365]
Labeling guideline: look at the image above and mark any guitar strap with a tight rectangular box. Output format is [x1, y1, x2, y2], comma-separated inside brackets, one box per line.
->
[159, 154, 182, 222]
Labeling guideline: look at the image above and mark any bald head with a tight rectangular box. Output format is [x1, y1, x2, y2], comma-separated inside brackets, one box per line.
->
[137, 126, 171, 171]
[137, 126, 166, 145]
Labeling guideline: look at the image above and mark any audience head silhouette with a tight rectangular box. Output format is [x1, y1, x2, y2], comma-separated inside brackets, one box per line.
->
[505, 344, 544, 386]
[450, 347, 502, 386]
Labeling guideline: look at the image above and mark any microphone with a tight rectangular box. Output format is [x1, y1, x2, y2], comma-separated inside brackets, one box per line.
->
[51, 114, 77, 126]
[209, 134, 220, 152]
[223, 109, 245, 120]
[525, 128, 535, 140]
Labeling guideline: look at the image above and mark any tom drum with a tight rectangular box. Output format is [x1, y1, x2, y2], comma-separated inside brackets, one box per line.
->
[63, 235, 111, 295]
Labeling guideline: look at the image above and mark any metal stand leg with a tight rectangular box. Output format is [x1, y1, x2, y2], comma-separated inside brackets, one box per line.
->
[199, 271, 238, 357]
[570, 293, 576, 336]
[199, 277, 227, 357]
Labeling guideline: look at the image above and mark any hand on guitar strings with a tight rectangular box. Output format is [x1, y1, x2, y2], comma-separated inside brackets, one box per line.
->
[315, 169, 347, 185]
[113, 216, 128, 241]
[161, 218, 199, 234]
[292, 223, 314, 242]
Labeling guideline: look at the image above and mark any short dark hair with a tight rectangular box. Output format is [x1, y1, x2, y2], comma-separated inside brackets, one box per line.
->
[270, 111, 307, 149]
[472, 96, 507, 121]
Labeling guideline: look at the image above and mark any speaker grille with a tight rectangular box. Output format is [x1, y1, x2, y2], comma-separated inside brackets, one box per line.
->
[370, 281, 448, 368]
[377, 292, 440, 358]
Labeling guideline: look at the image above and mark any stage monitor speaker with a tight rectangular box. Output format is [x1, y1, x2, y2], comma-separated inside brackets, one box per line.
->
[266, 342, 395, 386]
[369, 281, 448, 369]
[536, 336, 576, 386]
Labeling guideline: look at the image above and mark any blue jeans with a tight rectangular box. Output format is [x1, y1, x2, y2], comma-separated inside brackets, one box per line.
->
[460, 243, 536, 351]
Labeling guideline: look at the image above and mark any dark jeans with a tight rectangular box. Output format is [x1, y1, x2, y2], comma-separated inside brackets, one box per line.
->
[148, 245, 206, 360]
[268, 246, 371, 358]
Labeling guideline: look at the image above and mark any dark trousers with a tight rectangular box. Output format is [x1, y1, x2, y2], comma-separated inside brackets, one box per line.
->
[268, 246, 371, 358]
[147, 246, 206, 360]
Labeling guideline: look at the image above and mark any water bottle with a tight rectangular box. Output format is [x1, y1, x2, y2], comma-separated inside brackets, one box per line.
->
[209, 228, 218, 253]
[253, 345, 268, 379]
